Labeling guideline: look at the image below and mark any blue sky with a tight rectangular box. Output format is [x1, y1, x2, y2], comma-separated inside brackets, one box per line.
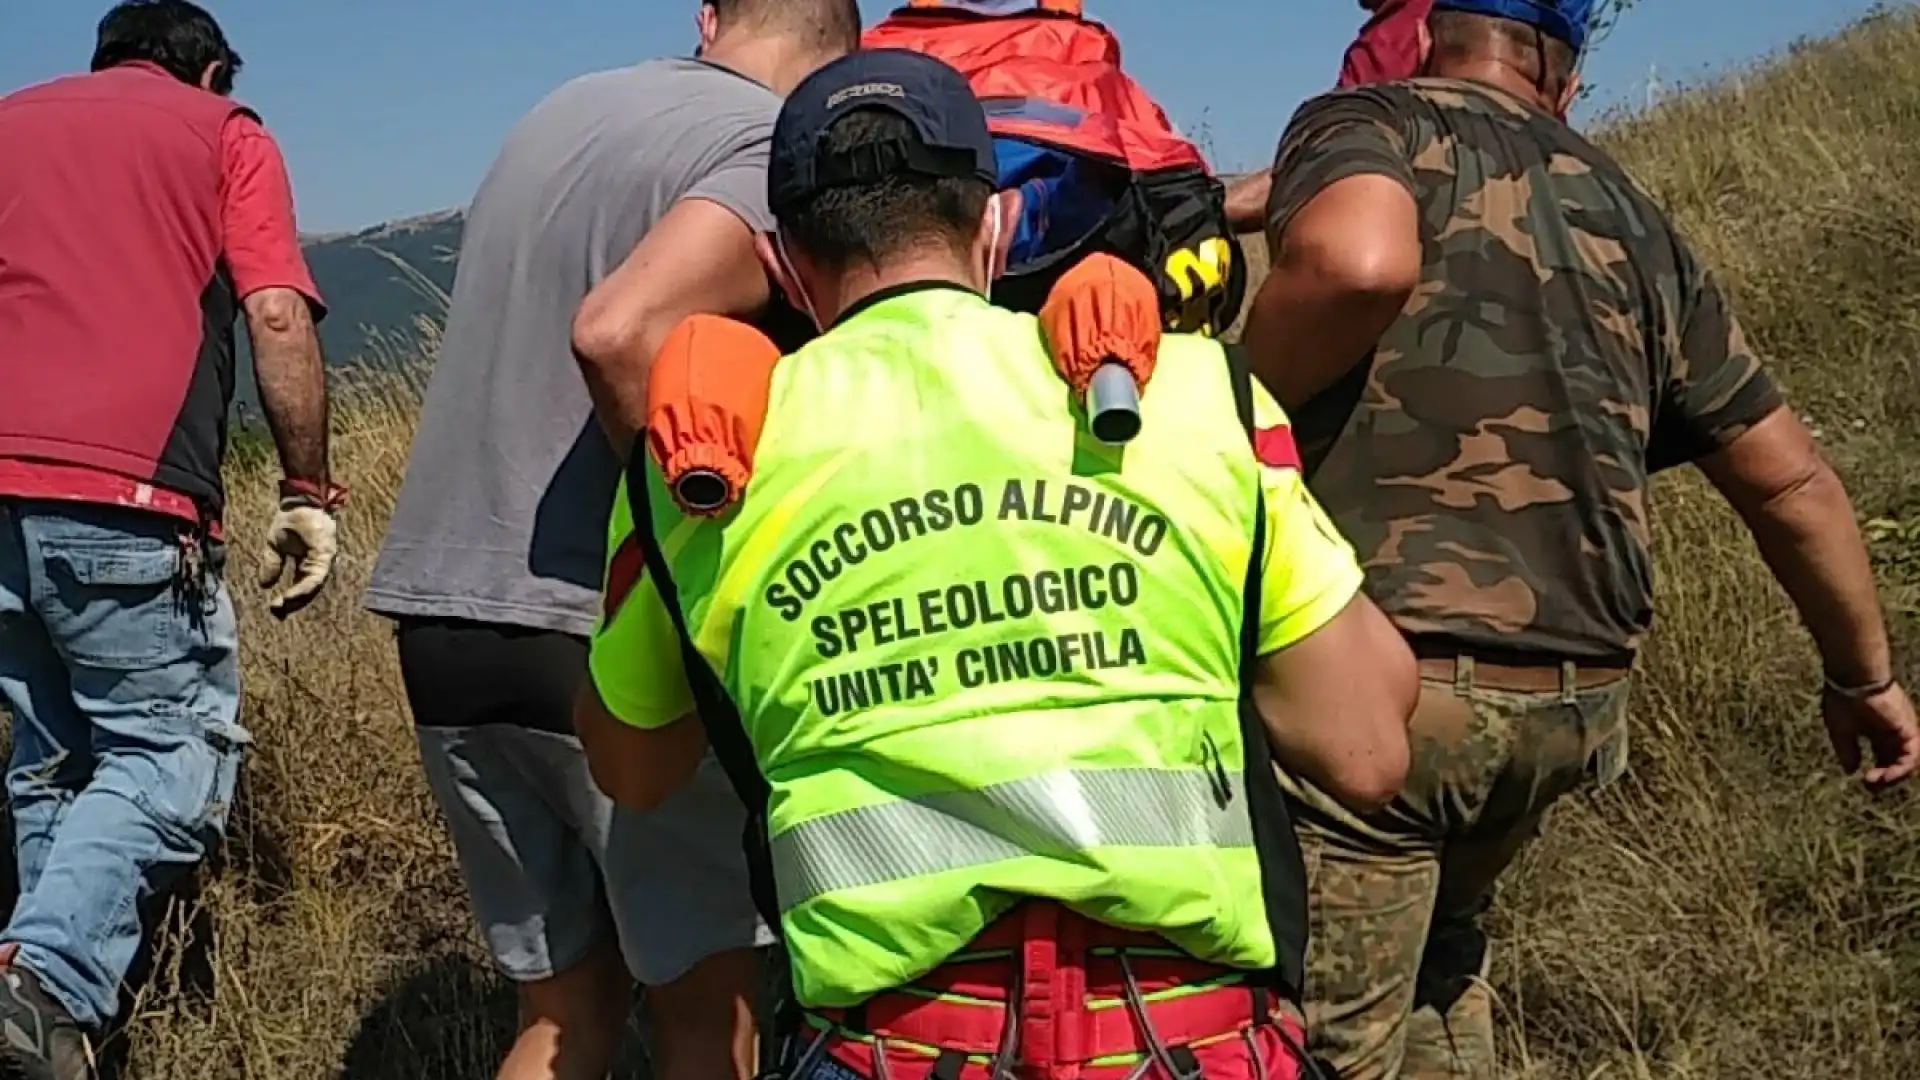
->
[0, 1, 1889, 233]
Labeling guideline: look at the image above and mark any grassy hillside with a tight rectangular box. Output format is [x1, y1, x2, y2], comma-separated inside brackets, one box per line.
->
[73, 8, 1920, 1078]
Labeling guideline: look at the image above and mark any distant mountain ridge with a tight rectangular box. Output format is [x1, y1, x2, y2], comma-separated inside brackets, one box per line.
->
[301, 208, 463, 360]
[235, 209, 465, 413]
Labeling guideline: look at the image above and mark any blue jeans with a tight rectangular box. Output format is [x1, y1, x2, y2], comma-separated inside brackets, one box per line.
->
[0, 498, 246, 1029]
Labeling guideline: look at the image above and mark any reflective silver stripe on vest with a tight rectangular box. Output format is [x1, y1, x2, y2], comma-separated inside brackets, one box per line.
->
[770, 767, 1253, 912]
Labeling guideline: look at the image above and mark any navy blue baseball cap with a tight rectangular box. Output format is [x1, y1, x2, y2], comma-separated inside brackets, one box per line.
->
[768, 48, 999, 218]
[1433, 0, 1594, 52]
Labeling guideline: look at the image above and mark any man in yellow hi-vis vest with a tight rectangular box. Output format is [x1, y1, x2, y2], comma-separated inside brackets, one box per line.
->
[575, 49, 1418, 1080]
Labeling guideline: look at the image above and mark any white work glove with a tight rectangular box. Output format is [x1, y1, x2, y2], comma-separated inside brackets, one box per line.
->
[257, 479, 345, 619]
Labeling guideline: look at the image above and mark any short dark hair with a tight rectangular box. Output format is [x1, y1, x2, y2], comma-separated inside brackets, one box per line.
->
[706, 0, 862, 56]
[780, 108, 993, 272]
[91, 1, 243, 94]
[1429, 10, 1577, 97]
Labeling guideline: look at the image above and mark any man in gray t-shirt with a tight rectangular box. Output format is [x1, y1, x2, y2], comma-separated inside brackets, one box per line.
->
[365, 4, 858, 1078]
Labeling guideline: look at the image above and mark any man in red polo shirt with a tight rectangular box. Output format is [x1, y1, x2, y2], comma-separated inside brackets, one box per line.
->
[1225, 0, 1433, 233]
[0, 3, 340, 1076]
[1340, 0, 1434, 88]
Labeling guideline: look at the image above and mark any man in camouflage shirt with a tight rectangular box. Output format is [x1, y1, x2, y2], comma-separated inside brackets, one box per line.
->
[1239, 1, 1920, 1077]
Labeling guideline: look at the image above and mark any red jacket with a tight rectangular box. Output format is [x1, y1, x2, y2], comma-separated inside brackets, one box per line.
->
[1339, 0, 1433, 87]
[0, 63, 320, 525]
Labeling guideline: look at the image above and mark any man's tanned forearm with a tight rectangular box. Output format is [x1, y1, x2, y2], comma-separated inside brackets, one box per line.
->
[1740, 463, 1891, 685]
[1705, 410, 1893, 687]
[246, 287, 330, 483]
[574, 685, 708, 813]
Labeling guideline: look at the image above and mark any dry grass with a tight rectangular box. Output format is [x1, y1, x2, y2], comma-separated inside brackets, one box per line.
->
[86, 10, 1920, 1078]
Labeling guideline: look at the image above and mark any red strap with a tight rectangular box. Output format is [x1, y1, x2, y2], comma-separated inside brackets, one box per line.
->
[1020, 900, 1059, 1074]
[279, 476, 348, 512]
[811, 903, 1286, 1068]
[825, 1012, 1309, 1080]
[815, 977, 1272, 1060]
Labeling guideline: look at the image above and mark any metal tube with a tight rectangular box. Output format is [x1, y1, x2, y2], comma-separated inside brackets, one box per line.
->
[672, 468, 732, 514]
[1087, 362, 1142, 445]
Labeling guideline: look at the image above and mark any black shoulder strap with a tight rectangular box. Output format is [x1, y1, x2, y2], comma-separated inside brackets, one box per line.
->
[1223, 342, 1268, 684]
[1221, 342, 1309, 999]
[1223, 343, 1265, 596]
[623, 455, 805, 1049]
[1225, 345, 1255, 426]
[622, 456, 781, 922]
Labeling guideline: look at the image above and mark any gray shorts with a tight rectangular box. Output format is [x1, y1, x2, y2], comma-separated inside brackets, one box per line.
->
[417, 725, 773, 985]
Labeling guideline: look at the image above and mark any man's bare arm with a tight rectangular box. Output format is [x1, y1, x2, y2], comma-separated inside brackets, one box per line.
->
[1243, 174, 1420, 409]
[1699, 406, 1920, 788]
[1253, 592, 1417, 812]
[1698, 407, 1892, 687]
[572, 198, 772, 460]
[574, 684, 710, 813]
[245, 287, 330, 483]
[1224, 172, 1272, 236]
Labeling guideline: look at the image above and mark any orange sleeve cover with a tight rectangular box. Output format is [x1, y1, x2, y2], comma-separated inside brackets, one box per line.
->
[1037, 252, 1162, 396]
[645, 314, 784, 517]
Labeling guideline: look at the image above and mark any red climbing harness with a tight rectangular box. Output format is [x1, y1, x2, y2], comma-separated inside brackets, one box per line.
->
[787, 902, 1309, 1080]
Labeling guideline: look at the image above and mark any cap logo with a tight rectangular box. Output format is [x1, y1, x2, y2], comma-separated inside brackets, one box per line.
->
[826, 81, 907, 109]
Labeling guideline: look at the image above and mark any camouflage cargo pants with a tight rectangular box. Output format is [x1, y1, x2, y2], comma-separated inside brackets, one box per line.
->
[1279, 655, 1633, 1080]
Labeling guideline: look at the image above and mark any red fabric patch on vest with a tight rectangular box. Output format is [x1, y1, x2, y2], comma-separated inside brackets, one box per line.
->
[1254, 425, 1302, 471]
[604, 534, 647, 619]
